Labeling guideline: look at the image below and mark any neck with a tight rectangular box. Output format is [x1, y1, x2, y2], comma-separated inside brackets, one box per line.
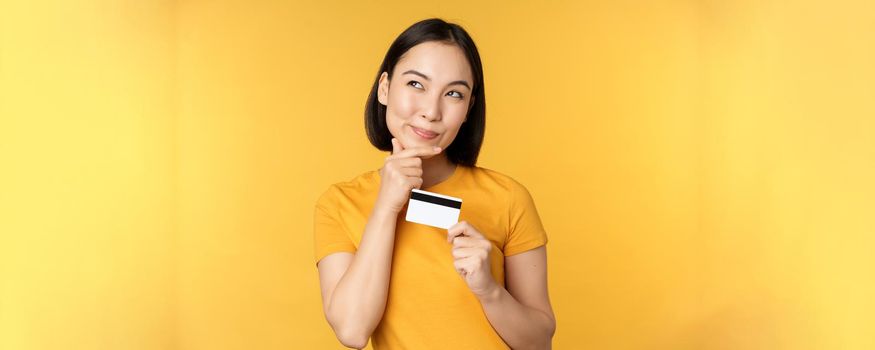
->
[420, 153, 456, 189]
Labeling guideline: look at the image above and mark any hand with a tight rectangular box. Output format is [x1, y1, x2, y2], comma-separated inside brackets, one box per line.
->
[447, 221, 499, 298]
[376, 138, 442, 214]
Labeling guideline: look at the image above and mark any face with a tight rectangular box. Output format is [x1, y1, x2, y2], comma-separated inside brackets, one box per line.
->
[377, 41, 475, 157]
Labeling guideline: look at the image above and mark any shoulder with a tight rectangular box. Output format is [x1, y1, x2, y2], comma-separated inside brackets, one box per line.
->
[467, 166, 533, 197]
[468, 166, 542, 221]
[315, 169, 380, 209]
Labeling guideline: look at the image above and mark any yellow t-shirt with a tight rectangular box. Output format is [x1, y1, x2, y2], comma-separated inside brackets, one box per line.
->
[313, 165, 548, 349]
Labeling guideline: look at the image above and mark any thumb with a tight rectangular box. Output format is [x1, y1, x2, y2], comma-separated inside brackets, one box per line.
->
[391, 137, 404, 154]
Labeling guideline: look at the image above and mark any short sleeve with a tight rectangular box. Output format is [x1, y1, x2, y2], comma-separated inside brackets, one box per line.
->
[313, 186, 357, 265]
[503, 180, 549, 256]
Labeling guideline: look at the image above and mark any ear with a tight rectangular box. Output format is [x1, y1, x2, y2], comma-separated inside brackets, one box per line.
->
[377, 72, 389, 106]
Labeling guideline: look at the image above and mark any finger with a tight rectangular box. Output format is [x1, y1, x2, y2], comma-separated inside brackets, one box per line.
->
[453, 256, 480, 275]
[394, 157, 422, 169]
[407, 176, 423, 189]
[386, 146, 442, 161]
[448, 220, 470, 233]
[400, 167, 423, 177]
[391, 138, 404, 155]
[447, 220, 468, 240]
[446, 221, 483, 243]
[453, 236, 492, 254]
[447, 226, 465, 244]
[453, 259, 469, 276]
[451, 236, 479, 248]
[452, 247, 486, 259]
[386, 146, 441, 161]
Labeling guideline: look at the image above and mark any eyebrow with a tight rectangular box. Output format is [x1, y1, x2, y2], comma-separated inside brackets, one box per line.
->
[402, 70, 471, 90]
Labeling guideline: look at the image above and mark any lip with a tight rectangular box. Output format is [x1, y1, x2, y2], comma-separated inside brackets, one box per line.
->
[411, 126, 439, 139]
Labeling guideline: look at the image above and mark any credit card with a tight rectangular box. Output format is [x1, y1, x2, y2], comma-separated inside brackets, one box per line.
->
[405, 189, 462, 229]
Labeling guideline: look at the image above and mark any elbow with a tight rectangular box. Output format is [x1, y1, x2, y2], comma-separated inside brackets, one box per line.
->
[546, 315, 556, 339]
[536, 312, 556, 349]
[328, 315, 371, 349]
[324, 301, 380, 349]
[515, 314, 556, 350]
[335, 326, 369, 349]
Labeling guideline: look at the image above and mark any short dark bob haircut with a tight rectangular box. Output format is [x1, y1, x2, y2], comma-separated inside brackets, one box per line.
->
[365, 18, 486, 166]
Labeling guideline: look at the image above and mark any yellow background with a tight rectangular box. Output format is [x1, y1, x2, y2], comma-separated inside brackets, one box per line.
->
[2, 0, 873, 349]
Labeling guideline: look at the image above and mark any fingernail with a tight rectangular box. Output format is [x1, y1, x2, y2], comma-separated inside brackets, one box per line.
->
[433, 146, 441, 151]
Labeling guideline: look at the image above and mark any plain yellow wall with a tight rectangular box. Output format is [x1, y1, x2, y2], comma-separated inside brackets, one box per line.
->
[0, 1, 177, 349]
[2, 0, 873, 349]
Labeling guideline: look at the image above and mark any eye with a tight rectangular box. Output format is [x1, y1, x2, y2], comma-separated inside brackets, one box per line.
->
[446, 91, 464, 99]
[407, 80, 423, 89]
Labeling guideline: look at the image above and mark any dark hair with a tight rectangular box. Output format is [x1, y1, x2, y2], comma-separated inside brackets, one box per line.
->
[364, 18, 486, 166]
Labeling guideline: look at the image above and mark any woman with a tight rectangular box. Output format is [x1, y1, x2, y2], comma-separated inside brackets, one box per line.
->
[314, 18, 555, 349]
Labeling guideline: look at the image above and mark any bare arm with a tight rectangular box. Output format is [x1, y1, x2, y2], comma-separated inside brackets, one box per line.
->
[316, 140, 439, 349]
[479, 246, 555, 349]
[317, 206, 399, 349]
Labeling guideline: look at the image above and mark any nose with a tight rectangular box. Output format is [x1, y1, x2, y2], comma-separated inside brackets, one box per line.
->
[419, 93, 441, 121]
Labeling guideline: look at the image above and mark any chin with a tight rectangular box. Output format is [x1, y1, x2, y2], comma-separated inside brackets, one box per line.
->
[402, 135, 439, 148]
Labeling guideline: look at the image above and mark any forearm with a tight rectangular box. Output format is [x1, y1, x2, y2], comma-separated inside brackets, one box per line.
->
[478, 286, 556, 350]
[327, 206, 398, 344]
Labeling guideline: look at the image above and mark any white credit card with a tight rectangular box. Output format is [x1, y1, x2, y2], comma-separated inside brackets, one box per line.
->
[405, 189, 462, 229]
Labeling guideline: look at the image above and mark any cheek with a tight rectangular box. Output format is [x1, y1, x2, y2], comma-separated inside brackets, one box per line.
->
[384, 89, 417, 136]
[443, 104, 468, 127]
[438, 106, 468, 142]
[387, 89, 417, 119]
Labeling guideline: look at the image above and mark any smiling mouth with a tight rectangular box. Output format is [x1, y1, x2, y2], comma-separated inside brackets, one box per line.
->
[411, 126, 439, 139]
